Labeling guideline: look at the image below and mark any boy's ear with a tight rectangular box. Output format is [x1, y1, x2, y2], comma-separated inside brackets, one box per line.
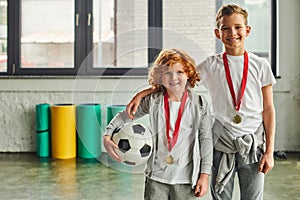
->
[214, 29, 221, 39]
[246, 25, 251, 37]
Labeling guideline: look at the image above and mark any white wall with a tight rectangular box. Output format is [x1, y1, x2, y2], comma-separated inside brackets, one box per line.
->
[272, 0, 300, 151]
[0, 77, 150, 152]
[0, 0, 299, 152]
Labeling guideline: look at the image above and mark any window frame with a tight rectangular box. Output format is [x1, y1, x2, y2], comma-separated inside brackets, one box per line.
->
[2, 0, 277, 77]
[4, 0, 156, 76]
[271, 0, 278, 77]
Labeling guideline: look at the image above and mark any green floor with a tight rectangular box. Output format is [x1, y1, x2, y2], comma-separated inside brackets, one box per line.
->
[0, 153, 299, 200]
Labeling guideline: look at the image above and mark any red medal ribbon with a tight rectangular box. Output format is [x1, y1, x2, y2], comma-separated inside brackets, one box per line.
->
[223, 51, 248, 111]
[164, 90, 188, 152]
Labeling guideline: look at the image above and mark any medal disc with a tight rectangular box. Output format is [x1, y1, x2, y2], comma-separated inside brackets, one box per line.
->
[166, 155, 174, 164]
[233, 114, 242, 124]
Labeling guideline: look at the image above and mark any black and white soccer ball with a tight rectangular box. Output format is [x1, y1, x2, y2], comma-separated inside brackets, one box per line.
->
[112, 122, 153, 166]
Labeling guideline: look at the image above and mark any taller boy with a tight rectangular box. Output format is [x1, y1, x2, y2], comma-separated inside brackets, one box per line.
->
[199, 4, 276, 199]
[126, 4, 276, 200]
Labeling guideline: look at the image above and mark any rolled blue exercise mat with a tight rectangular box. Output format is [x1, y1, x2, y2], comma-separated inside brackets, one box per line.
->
[76, 104, 102, 159]
[36, 103, 50, 132]
[36, 131, 51, 157]
[106, 105, 126, 125]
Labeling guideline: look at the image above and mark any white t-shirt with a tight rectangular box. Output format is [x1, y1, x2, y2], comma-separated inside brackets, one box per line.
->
[198, 52, 276, 137]
[151, 98, 194, 184]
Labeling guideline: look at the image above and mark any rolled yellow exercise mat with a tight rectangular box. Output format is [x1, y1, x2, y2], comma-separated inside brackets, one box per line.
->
[51, 104, 76, 159]
[106, 105, 126, 125]
[76, 104, 102, 159]
[36, 103, 51, 157]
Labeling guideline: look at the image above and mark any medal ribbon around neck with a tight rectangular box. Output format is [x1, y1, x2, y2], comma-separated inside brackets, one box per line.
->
[222, 51, 248, 112]
[164, 90, 188, 152]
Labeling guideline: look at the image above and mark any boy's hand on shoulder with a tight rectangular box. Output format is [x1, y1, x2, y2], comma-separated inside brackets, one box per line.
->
[126, 87, 158, 119]
[103, 135, 122, 162]
[259, 151, 274, 174]
[194, 173, 209, 197]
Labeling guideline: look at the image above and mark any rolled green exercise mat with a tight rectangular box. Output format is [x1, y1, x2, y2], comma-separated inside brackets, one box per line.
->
[106, 105, 126, 125]
[36, 103, 51, 157]
[51, 104, 76, 159]
[36, 103, 50, 132]
[76, 104, 102, 159]
[36, 131, 50, 157]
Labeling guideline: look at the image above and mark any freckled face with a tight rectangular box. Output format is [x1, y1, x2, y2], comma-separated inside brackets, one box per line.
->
[161, 62, 188, 95]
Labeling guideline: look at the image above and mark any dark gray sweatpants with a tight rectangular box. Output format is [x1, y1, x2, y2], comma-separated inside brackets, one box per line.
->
[144, 177, 199, 200]
[211, 149, 265, 200]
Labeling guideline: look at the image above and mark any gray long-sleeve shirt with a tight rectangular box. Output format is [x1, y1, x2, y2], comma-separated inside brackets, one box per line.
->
[105, 90, 213, 188]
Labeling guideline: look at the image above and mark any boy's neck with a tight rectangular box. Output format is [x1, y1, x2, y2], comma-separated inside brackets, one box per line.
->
[167, 90, 187, 102]
[225, 48, 245, 56]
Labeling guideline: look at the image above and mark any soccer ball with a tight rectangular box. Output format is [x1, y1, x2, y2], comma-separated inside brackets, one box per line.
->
[112, 122, 153, 166]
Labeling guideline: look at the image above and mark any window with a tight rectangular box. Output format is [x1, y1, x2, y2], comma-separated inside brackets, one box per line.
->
[5, 0, 151, 76]
[21, 0, 74, 69]
[0, 0, 7, 73]
[88, 0, 149, 76]
[2, 0, 277, 76]
[7, 0, 78, 75]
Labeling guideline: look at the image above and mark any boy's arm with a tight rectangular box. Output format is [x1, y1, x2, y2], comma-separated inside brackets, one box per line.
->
[126, 87, 157, 119]
[259, 84, 276, 174]
[104, 92, 153, 162]
[199, 96, 213, 175]
[103, 110, 131, 163]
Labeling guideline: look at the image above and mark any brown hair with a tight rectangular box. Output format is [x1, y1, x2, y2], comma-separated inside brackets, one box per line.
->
[148, 48, 200, 91]
[216, 4, 248, 28]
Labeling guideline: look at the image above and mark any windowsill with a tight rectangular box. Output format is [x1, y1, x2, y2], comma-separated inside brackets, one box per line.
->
[0, 75, 148, 79]
[0, 76, 150, 92]
[0, 75, 284, 93]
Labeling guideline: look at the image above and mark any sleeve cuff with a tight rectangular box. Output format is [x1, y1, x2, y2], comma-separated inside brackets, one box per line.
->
[201, 164, 212, 175]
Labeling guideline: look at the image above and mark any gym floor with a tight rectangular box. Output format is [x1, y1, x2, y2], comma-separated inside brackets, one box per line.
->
[0, 152, 299, 200]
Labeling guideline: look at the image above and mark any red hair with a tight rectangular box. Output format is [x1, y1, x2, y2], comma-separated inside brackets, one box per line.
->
[148, 49, 200, 91]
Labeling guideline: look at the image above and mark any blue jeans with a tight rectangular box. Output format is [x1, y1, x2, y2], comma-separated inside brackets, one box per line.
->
[211, 149, 265, 200]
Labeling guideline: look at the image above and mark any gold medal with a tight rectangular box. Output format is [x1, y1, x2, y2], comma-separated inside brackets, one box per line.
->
[233, 114, 242, 124]
[166, 155, 174, 164]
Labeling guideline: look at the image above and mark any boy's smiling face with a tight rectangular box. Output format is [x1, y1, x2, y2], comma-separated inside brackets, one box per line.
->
[215, 13, 251, 55]
[162, 62, 188, 100]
